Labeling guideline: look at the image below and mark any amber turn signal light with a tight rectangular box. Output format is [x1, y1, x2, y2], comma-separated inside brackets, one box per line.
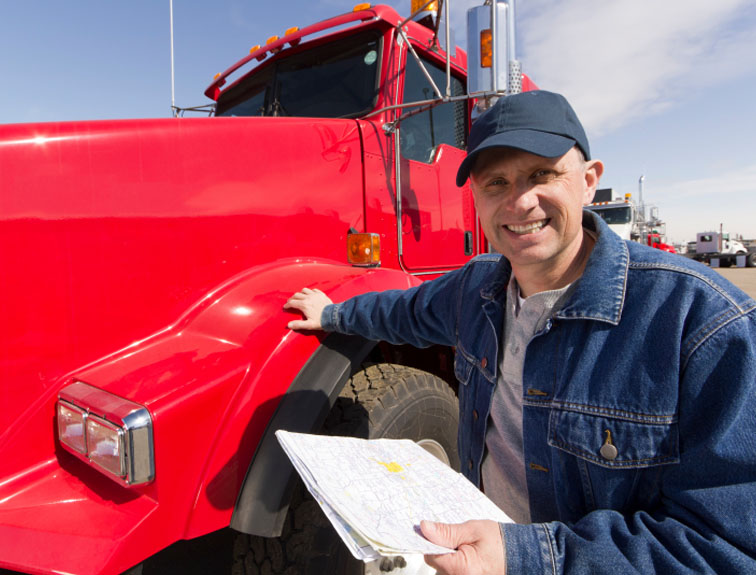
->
[411, 0, 438, 12]
[347, 233, 381, 266]
[480, 29, 492, 68]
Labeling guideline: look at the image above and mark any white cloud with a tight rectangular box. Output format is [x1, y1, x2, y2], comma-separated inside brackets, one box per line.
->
[647, 164, 756, 242]
[518, 0, 756, 136]
[660, 165, 756, 200]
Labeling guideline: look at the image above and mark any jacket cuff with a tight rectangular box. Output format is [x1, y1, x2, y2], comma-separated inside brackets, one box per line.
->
[321, 303, 341, 332]
[501, 522, 556, 574]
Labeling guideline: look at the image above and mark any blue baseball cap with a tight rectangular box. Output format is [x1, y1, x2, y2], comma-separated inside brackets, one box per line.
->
[456, 90, 591, 186]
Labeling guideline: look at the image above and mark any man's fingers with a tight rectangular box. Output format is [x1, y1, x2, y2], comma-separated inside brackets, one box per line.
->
[284, 287, 332, 331]
[283, 297, 304, 310]
[287, 319, 316, 330]
[421, 520, 462, 549]
[421, 520, 506, 575]
[421, 521, 463, 575]
[284, 288, 319, 309]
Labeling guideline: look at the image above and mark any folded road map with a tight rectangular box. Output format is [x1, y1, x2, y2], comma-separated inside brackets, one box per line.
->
[275, 430, 512, 562]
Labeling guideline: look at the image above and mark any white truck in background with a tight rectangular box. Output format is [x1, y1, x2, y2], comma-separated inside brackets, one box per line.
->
[690, 230, 755, 267]
[587, 188, 676, 253]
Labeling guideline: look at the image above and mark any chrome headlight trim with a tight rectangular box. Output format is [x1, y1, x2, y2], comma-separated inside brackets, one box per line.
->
[57, 381, 155, 486]
[122, 407, 156, 485]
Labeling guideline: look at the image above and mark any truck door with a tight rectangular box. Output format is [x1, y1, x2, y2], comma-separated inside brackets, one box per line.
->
[396, 51, 477, 272]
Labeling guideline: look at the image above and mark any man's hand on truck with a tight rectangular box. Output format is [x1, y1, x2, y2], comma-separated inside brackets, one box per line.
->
[284, 287, 333, 330]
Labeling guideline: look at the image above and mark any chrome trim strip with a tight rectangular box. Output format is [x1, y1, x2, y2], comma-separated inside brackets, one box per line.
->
[123, 407, 155, 485]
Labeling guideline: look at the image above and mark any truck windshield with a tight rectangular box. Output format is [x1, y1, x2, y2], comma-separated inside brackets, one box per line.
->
[216, 31, 381, 119]
[590, 205, 632, 225]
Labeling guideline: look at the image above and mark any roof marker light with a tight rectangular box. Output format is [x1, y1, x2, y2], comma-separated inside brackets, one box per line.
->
[266, 35, 282, 55]
[353, 3, 371, 11]
[249, 44, 261, 54]
[285, 27, 301, 47]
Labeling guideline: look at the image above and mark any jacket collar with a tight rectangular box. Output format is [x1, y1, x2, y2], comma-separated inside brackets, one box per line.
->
[480, 211, 628, 325]
[556, 211, 628, 324]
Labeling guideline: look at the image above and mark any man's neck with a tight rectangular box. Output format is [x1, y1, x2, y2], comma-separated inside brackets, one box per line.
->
[513, 229, 595, 298]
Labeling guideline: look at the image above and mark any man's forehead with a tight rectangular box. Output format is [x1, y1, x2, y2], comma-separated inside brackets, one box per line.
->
[472, 147, 576, 175]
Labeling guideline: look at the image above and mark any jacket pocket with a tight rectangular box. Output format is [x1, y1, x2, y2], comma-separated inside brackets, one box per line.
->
[454, 351, 474, 386]
[548, 407, 679, 469]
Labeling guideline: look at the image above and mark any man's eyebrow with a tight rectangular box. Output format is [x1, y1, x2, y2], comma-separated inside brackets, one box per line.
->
[471, 169, 505, 183]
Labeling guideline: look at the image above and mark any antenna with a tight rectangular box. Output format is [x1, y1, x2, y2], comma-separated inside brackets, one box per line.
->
[170, 0, 176, 116]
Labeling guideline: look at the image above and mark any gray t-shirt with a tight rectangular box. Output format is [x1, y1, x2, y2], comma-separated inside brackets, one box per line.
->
[481, 277, 575, 523]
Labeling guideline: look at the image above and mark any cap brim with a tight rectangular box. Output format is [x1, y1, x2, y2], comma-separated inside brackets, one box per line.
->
[456, 129, 577, 186]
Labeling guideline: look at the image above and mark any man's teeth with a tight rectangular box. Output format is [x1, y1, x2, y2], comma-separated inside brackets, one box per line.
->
[506, 220, 547, 235]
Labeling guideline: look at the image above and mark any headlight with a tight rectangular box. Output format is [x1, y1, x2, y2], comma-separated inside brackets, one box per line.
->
[86, 414, 126, 477]
[57, 401, 88, 454]
[56, 381, 154, 486]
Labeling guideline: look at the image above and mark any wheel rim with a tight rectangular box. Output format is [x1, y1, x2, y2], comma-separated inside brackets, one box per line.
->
[416, 438, 450, 466]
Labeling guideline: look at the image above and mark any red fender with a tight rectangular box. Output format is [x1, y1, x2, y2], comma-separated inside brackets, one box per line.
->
[0, 258, 421, 575]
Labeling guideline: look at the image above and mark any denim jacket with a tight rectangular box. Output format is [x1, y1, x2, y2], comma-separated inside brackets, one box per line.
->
[322, 212, 756, 574]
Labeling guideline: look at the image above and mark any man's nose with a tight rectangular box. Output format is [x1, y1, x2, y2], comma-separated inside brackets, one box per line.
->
[509, 184, 539, 213]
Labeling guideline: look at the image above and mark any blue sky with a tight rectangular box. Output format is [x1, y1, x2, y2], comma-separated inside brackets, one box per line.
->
[2, 0, 754, 243]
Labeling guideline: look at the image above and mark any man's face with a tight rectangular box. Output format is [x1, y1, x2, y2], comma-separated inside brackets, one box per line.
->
[470, 147, 603, 273]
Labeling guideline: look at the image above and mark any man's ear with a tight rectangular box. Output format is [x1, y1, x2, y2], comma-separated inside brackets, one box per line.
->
[469, 177, 480, 208]
[583, 159, 604, 205]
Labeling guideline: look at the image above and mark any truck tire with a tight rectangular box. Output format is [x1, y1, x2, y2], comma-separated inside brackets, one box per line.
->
[232, 364, 459, 575]
[747, 252, 756, 268]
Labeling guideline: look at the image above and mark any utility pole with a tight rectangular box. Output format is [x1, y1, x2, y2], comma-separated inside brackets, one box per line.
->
[170, 0, 176, 117]
[638, 174, 646, 242]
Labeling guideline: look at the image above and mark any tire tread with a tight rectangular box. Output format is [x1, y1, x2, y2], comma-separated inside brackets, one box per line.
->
[234, 363, 458, 575]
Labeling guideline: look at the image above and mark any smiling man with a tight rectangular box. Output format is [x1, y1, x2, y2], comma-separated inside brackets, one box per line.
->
[467, 145, 600, 296]
[285, 91, 756, 574]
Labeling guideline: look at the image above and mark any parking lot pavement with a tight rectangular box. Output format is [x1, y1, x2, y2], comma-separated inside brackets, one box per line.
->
[714, 266, 756, 299]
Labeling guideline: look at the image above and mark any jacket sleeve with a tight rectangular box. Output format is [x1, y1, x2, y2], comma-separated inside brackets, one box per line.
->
[502, 308, 756, 574]
[320, 263, 473, 349]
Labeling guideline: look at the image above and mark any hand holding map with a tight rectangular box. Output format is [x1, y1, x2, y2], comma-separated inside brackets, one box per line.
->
[275, 430, 512, 562]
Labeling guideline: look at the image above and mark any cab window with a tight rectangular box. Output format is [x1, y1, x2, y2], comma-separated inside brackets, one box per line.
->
[400, 53, 466, 163]
[216, 31, 381, 118]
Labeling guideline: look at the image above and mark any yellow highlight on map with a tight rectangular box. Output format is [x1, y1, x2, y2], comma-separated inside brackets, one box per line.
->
[376, 460, 403, 473]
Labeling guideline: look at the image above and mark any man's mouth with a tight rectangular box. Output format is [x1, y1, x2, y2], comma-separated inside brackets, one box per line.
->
[505, 219, 549, 235]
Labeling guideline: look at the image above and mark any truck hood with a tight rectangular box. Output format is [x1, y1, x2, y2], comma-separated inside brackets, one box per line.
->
[0, 115, 366, 477]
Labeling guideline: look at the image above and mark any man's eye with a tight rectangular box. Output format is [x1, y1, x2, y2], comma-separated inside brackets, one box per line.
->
[532, 170, 554, 181]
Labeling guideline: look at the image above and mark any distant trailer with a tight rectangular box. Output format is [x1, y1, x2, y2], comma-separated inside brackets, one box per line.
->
[688, 231, 756, 267]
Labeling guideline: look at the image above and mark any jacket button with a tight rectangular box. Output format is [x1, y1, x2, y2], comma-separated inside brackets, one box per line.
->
[472, 409, 479, 421]
[480, 357, 488, 369]
[468, 459, 473, 470]
[600, 443, 618, 461]
[600, 429, 619, 461]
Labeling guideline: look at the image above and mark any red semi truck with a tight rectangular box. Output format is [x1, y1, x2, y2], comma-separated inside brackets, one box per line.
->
[0, 2, 535, 574]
